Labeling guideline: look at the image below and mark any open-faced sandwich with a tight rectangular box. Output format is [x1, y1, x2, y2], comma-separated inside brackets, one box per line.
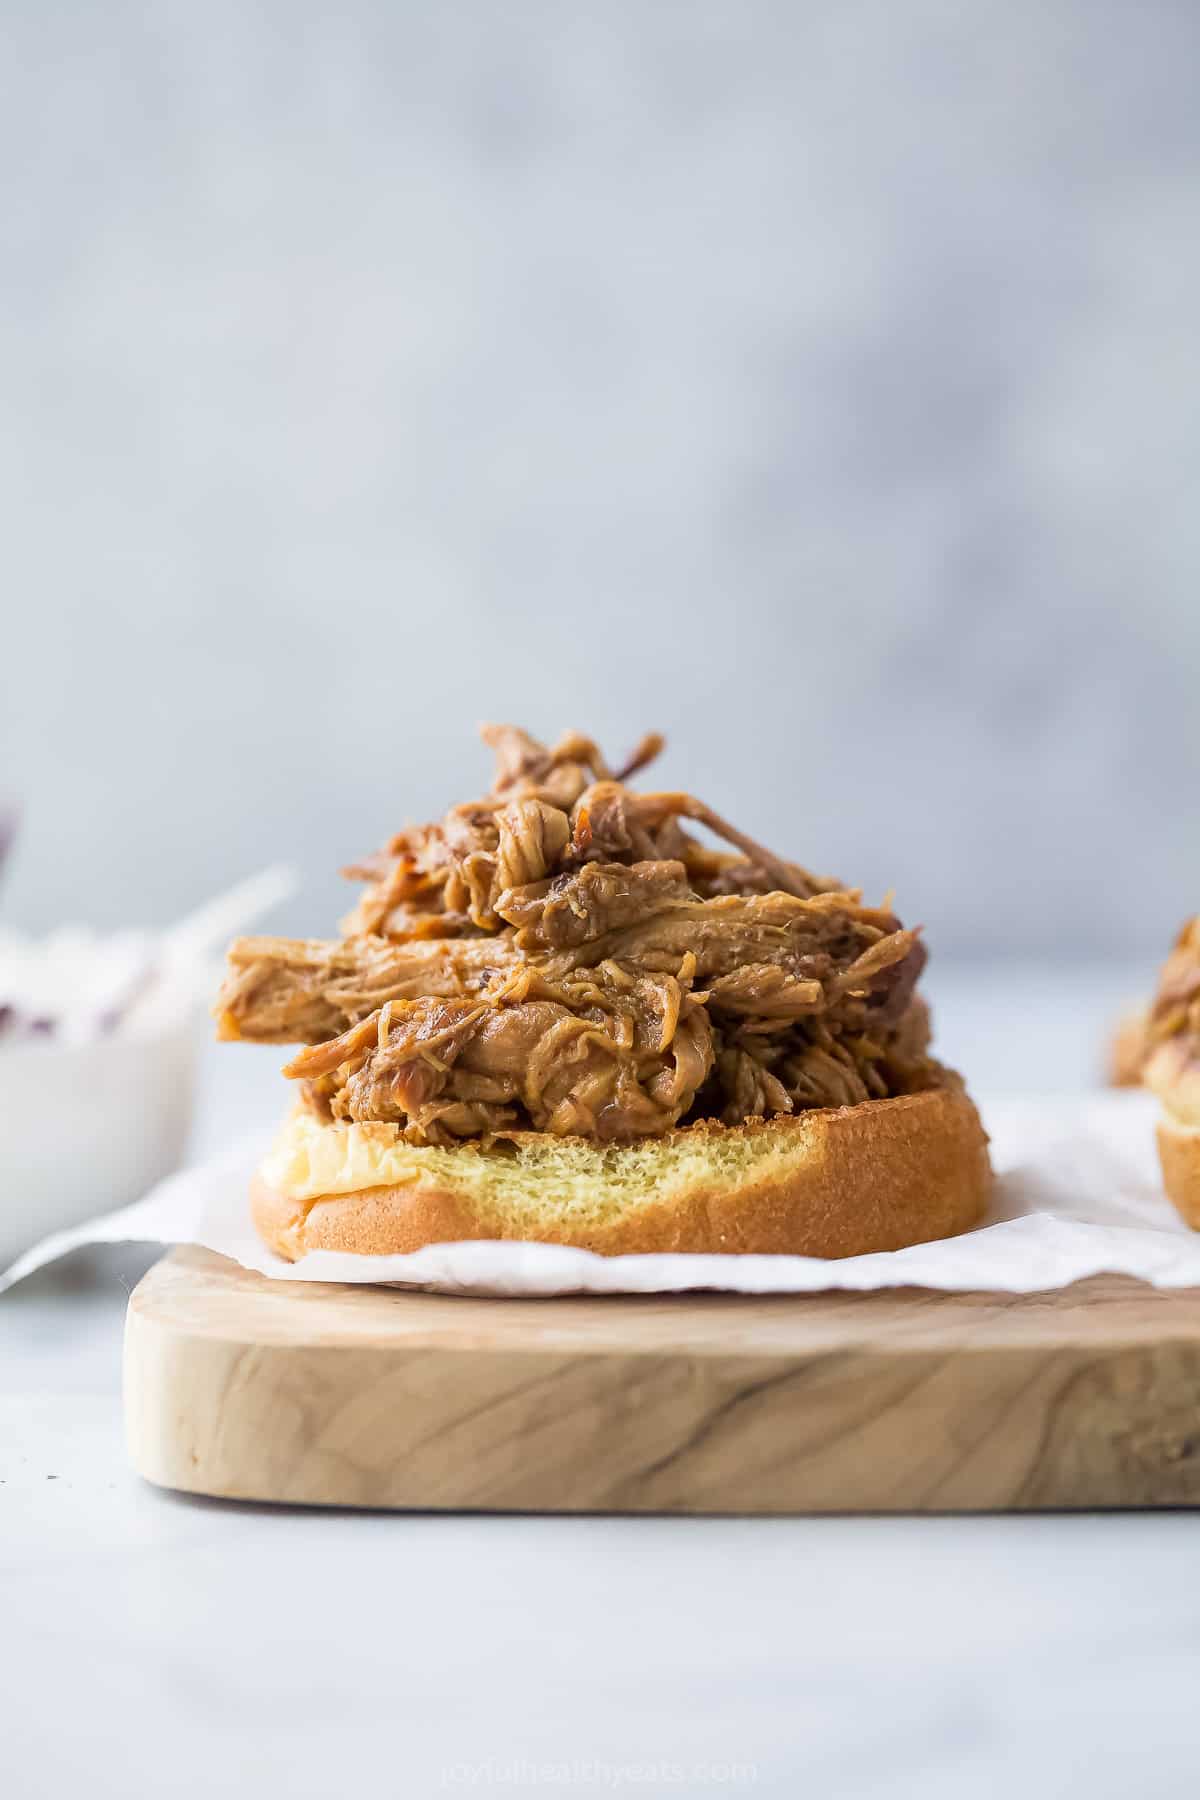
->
[1139, 917, 1200, 1227]
[216, 726, 991, 1260]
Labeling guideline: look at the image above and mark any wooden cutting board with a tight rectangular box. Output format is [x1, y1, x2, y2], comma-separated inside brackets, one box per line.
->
[124, 1247, 1200, 1513]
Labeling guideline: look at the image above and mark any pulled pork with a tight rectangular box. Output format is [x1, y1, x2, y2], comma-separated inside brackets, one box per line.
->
[1145, 918, 1200, 1066]
[216, 725, 940, 1143]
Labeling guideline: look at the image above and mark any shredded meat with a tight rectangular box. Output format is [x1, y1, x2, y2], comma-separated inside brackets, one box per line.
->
[216, 933, 521, 1044]
[338, 726, 840, 940]
[1143, 917, 1200, 1070]
[216, 725, 942, 1142]
[286, 961, 714, 1143]
[495, 860, 695, 950]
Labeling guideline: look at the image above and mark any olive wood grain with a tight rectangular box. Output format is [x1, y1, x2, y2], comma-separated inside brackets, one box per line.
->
[124, 1247, 1200, 1513]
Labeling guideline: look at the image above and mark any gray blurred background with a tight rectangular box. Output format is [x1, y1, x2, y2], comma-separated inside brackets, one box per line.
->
[3, 0, 1199, 960]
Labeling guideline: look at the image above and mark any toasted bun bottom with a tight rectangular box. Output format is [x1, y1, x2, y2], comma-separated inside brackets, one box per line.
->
[1156, 1115, 1200, 1231]
[1144, 1042, 1200, 1231]
[250, 1086, 992, 1263]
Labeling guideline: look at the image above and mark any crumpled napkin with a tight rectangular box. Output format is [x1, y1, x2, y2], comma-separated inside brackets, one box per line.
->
[1, 1089, 1191, 1299]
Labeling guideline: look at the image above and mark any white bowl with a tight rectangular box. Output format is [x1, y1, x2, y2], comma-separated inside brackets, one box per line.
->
[0, 1014, 196, 1267]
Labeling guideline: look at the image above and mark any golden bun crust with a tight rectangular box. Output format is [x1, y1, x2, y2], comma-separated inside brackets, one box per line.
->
[251, 1086, 992, 1263]
[1156, 1114, 1200, 1231]
[1143, 1039, 1200, 1229]
[1145, 1040, 1200, 1129]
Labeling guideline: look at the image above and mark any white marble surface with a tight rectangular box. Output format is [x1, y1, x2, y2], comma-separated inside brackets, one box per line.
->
[4, 965, 1198, 1800]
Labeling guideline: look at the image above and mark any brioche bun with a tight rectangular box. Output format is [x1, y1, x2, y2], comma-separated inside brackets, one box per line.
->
[1154, 1116, 1200, 1230]
[1145, 1041, 1200, 1228]
[251, 1085, 991, 1263]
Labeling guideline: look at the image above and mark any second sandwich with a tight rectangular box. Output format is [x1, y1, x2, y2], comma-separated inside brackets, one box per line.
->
[216, 725, 992, 1261]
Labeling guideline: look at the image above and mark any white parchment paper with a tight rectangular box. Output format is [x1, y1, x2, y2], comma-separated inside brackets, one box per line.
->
[2, 1090, 1194, 1298]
